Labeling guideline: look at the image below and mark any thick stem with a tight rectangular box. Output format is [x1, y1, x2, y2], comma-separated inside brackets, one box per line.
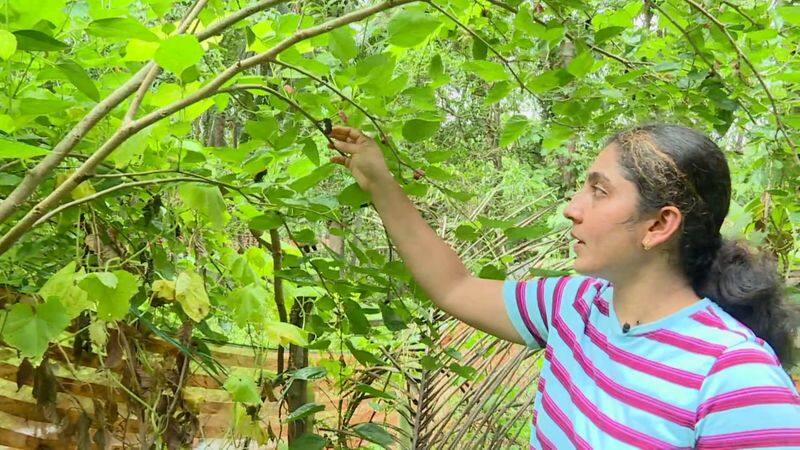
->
[269, 228, 287, 374]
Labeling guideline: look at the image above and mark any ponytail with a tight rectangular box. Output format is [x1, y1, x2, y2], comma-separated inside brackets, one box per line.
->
[697, 239, 800, 369]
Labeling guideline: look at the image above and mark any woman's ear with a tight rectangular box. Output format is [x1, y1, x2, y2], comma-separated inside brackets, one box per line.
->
[642, 205, 683, 249]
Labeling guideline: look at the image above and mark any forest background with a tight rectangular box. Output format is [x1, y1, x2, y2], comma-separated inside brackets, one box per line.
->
[0, 0, 798, 448]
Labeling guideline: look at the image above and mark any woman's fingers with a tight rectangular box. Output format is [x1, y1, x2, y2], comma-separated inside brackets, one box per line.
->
[330, 126, 365, 143]
[329, 139, 359, 154]
[329, 155, 349, 166]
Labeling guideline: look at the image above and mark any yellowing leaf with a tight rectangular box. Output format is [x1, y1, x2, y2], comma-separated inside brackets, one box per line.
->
[152, 279, 175, 301]
[264, 320, 307, 346]
[175, 271, 210, 322]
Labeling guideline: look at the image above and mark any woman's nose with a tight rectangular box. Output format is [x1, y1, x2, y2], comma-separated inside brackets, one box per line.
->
[563, 195, 581, 223]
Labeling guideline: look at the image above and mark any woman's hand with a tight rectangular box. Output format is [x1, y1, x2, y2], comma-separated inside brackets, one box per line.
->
[328, 126, 392, 193]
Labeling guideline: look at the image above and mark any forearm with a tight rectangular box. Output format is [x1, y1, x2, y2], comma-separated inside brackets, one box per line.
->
[369, 175, 471, 307]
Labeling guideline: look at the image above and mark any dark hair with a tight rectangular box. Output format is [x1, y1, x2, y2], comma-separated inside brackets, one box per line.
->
[607, 123, 799, 368]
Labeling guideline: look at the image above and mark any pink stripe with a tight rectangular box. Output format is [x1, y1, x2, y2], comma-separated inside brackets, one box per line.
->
[594, 297, 610, 316]
[696, 428, 800, 449]
[571, 303, 705, 388]
[696, 386, 800, 421]
[537, 278, 549, 332]
[643, 329, 727, 357]
[538, 377, 592, 450]
[517, 281, 546, 348]
[551, 279, 695, 428]
[690, 310, 750, 341]
[535, 427, 556, 450]
[533, 404, 556, 450]
[545, 346, 681, 449]
[706, 306, 765, 346]
[708, 349, 780, 375]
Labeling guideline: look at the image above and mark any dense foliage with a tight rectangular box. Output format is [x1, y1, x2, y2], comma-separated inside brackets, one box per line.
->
[0, 0, 798, 447]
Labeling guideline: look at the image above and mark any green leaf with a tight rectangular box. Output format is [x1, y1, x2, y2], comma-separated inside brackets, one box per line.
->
[387, 6, 441, 47]
[355, 383, 395, 400]
[57, 60, 99, 101]
[178, 183, 229, 229]
[39, 263, 91, 319]
[0, 30, 17, 59]
[175, 270, 210, 322]
[228, 283, 267, 327]
[778, 6, 800, 26]
[485, 82, 512, 105]
[79, 271, 140, 321]
[292, 366, 327, 380]
[155, 35, 205, 75]
[594, 26, 625, 44]
[13, 30, 67, 51]
[338, 182, 371, 208]
[345, 340, 383, 366]
[462, 60, 509, 82]
[289, 433, 327, 450]
[379, 303, 406, 331]
[301, 138, 320, 165]
[343, 299, 369, 335]
[402, 119, 440, 142]
[124, 39, 159, 61]
[0, 138, 48, 159]
[567, 51, 594, 78]
[93, 272, 118, 289]
[429, 54, 449, 87]
[499, 115, 531, 147]
[290, 164, 335, 193]
[87, 17, 159, 42]
[223, 372, 261, 404]
[352, 423, 394, 448]
[504, 224, 550, 242]
[248, 212, 283, 231]
[2, 298, 69, 359]
[329, 26, 357, 62]
[286, 402, 324, 422]
[472, 36, 488, 60]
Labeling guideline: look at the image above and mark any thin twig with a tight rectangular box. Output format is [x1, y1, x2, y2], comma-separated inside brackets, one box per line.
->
[684, 0, 799, 166]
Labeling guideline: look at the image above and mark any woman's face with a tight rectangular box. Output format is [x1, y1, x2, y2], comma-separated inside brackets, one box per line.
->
[562, 144, 650, 281]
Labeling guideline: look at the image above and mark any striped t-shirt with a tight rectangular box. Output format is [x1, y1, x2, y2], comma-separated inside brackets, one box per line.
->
[503, 275, 800, 449]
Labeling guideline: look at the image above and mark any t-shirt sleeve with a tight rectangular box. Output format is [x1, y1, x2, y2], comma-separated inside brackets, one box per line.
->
[502, 276, 569, 349]
[694, 341, 800, 448]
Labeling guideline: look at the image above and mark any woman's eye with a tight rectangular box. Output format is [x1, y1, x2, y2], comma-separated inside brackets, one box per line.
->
[591, 185, 606, 196]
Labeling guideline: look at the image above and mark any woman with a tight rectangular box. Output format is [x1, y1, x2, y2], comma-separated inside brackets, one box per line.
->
[328, 123, 800, 448]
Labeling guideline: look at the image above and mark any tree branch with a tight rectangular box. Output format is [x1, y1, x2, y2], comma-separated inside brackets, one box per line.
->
[426, 0, 542, 100]
[124, 0, 210, 124]
[267, 58, 409, 163]
[34, 177, 197, 226]
[0, 0, 289, 227]
[683, 0, 799, 166]
[650, 2, 757, 125]
[219, 83, 341, 152]
[0, 0, 419, 256]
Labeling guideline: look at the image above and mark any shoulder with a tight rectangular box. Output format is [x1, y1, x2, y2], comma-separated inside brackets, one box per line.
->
[703, 338, 787, 383]
[504, 274, 604, 301]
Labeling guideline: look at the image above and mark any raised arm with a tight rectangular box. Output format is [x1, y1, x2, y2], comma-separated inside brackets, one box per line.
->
[329, 126, 523, 344]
